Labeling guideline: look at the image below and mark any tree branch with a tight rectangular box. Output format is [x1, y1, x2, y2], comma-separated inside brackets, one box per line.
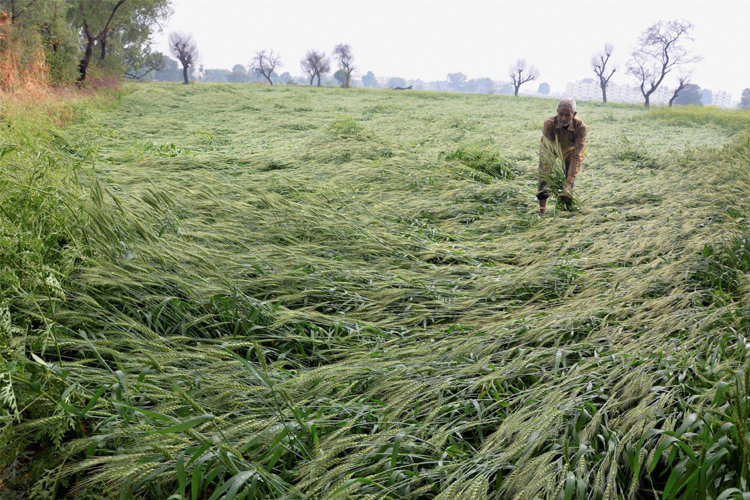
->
[11, 0, 40, 22]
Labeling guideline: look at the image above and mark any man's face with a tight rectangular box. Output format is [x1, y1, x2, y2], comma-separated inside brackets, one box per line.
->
[557, 106, 576, 127]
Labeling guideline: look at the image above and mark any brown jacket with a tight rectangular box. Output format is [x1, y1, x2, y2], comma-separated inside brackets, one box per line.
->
[540, 115, 587, 187]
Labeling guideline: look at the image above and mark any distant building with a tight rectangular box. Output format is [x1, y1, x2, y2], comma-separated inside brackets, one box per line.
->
[565, 79, 672, 105]
[711, 90, 732, 108]
[566, 79, 734, 108]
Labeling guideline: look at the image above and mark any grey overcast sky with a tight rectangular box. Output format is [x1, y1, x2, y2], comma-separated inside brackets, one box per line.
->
[153, 0, 750, 100]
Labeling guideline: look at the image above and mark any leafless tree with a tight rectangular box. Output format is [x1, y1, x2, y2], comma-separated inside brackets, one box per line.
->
[250, 50, 282, 85]
[668, 70, 692, 107]
[332, 43, 355, 88]
[300, 49, 330, 86]
[168, 31, 198, 85]
[508, 59, 539, 96]
[591, 43, 617, 103]
[626, 20, 702, 107]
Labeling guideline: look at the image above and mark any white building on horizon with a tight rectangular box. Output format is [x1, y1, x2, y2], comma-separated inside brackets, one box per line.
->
[565, 78, 671, 105]
[566, 78, 734, 108]
[712, 90, 732, 108]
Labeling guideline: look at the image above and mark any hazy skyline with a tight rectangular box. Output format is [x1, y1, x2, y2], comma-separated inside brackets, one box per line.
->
[153, 0, 750, 101]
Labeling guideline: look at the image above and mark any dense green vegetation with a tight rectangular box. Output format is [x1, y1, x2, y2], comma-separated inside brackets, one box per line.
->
[2, 84, 750, 499]
[0, 0, 170, 87]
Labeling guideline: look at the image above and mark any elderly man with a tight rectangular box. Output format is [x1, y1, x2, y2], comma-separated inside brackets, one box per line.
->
[537, 99, 587, 215]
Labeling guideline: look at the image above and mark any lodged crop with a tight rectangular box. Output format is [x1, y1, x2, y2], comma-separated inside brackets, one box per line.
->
[2, 84, 750, 500]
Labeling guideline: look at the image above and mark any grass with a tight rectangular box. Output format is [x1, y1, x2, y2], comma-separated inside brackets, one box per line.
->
[1, 83, 750, 499]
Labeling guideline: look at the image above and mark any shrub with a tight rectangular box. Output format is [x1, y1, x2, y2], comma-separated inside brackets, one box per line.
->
[0, 16, 49, 92]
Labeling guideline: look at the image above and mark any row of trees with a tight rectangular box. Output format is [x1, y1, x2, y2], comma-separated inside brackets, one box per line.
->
[160, 37, 357, 89]
[0, 0, 171, 86]
[159, 33, 544, 96]
[23, 7, 735, 108]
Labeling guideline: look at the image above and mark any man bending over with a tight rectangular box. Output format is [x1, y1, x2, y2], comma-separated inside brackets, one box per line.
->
[537, 99, 587, 216]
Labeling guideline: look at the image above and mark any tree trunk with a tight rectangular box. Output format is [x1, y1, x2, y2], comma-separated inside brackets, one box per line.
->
[514, 84, 520, 96]
[100, 32, 107, 61]
[78, 36, 95, 82]
[644, 94, 650, 108]
[182, 63, 189, 84]
[669, 84, 685, 107]
[76, 0, 128, 83]
[265, 74, 273, 85]
[601, 82, 608, 103]
[316, 74, 321, 86]
[309, 74, 314, 86]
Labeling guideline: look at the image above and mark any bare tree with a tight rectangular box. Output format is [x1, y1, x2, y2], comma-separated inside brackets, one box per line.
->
[668, 70, 692, 107]
[508, 59, 539, 96]
[332, 43, 354, 88]
[591, 43, 617, 103]
[300, 49, 330, 86]
[250, 50, 282, 85]
[626, 20, 702, 107]
[168, 31, 198, 85]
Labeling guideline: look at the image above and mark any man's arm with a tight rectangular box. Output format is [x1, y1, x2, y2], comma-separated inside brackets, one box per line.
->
[539, 119, 555, 170]
[565, 123, 587, 189]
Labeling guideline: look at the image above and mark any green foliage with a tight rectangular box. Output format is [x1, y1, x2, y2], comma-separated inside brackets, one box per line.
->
[123, 45, 166, 81]
[362, 70, 378, 88]
[0, 93, 109, 497]
[440, 145, 516, 180]
[388, 77, 407, 88]
[0, 0, 171, 85]
[741, 88, 750, 110]
[154, 55, 186, 82]
[447, 72, 467, 91]
[495, 82, 514, 95]
[3, 84, 750, 499]
[0, 0, 78, 85]
[328, 116, 364, 138]
[333, 68, 346, 86]
[673, 83, 703, 106]
[226, 64, 249, 83]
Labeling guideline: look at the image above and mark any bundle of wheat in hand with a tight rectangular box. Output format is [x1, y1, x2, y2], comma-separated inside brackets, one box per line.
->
[540, 139, 581, 212]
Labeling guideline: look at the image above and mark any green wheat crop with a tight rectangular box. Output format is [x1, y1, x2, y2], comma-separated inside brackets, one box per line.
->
[1, 83, 750, 500]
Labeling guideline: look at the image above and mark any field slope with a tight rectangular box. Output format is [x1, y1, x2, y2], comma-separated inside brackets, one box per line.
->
[3, 84, 750, 499]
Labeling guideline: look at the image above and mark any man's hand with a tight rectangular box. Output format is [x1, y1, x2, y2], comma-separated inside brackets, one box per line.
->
[560, 186, 573, 203]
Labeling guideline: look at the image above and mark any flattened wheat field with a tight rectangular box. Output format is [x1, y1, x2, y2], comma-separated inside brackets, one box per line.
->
[5, 83, 750, 500]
